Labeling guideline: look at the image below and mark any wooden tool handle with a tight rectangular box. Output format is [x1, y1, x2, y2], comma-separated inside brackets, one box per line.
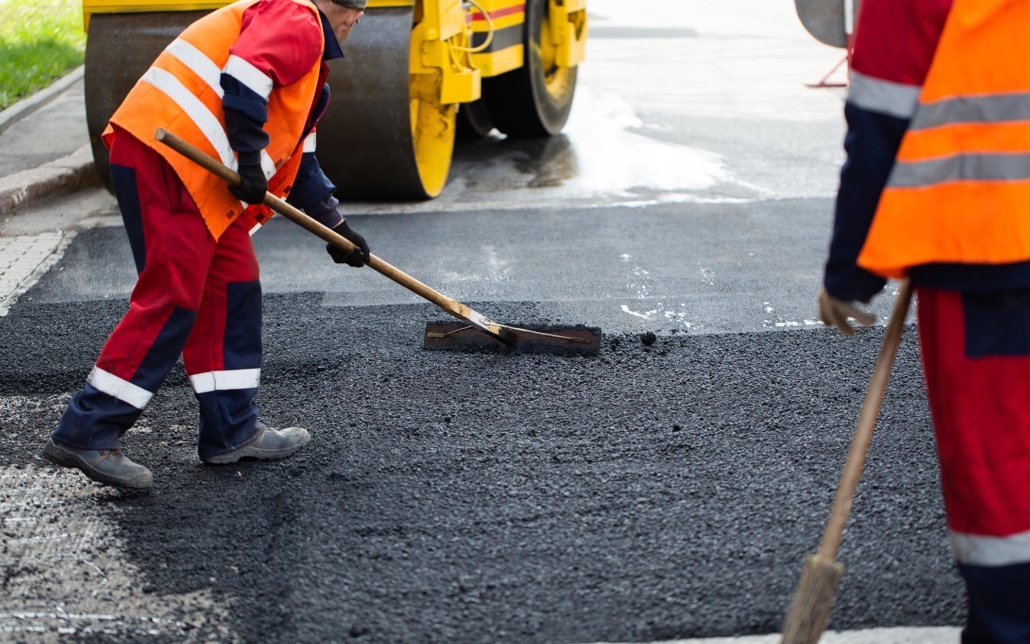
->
[154, 128, 475, 322]
[818, 279, 914, 560]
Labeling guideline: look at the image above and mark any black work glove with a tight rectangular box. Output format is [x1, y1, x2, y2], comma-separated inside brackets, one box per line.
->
[229, 163, 268, 205]
[327, 220, 371, 268]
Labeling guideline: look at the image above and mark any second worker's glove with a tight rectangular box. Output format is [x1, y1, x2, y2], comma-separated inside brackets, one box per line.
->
[327, 220, 371, 268]
[229, 163, 268, 206]
[818, 289, 876, 337]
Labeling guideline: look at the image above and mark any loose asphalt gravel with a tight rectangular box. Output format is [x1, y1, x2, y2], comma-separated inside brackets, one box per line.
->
[0, 236, 965, 642]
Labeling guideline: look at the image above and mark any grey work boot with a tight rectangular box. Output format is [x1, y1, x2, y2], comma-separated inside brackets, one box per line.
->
[42, 438, 153, 490]
[201, 426, 310, 465]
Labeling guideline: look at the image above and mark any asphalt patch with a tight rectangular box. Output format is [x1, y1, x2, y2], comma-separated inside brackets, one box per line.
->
[0, 291, 964, 643]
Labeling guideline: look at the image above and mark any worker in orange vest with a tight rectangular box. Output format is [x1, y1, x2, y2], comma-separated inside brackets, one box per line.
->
[820, 0, 1030, 639]
[43, 0, 370, 490]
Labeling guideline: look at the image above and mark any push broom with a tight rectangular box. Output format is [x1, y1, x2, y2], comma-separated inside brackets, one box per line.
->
[780, 278, 914, 644]
[155, 128, 601, 356]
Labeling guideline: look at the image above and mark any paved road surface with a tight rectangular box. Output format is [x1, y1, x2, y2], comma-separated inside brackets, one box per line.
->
[0, 1, 963, 641]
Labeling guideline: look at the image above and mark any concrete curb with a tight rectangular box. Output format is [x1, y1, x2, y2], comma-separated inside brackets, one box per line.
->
[0, 145, 101, 216]
[0, 66, 85, 136]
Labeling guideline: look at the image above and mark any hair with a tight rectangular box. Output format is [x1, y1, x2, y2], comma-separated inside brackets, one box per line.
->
[326, 0, 366, 8]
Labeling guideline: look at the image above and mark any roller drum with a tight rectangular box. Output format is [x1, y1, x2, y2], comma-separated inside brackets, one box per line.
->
[320, 6, 455, 200]
[85, 12, 205, 190]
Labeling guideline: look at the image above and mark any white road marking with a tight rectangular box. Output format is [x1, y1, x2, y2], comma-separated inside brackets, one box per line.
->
[0, 393, 238, 640]
[0, 232, 72, 316]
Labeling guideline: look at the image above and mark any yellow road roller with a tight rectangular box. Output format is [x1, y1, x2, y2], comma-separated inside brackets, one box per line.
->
[82, 0, 588, 199]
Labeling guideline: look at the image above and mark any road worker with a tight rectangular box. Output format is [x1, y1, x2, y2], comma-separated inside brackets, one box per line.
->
[42, 0, 372, 490]
[819, 0, 1030, 640]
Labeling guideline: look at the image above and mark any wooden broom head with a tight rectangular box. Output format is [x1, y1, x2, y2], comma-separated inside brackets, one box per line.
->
[781, 554, 845, 644]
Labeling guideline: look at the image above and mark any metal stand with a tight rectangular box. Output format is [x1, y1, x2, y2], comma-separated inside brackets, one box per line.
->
[805, 0, 856, 89]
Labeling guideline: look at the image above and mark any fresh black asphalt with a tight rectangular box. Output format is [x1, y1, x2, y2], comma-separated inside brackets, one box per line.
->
[0, 225, 965, 642]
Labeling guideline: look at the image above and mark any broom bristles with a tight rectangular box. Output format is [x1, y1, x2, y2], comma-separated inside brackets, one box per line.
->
[780, 554, 845, 644]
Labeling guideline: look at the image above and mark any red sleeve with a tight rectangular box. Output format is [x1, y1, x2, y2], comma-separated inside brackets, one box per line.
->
[851, 0, 954, 85]
[231, 0, 323, 88]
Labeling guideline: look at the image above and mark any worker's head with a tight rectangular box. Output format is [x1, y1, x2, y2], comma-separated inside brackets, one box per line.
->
[315, 0, 365, 45]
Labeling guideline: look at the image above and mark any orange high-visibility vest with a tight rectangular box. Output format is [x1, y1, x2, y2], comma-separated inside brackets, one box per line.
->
[858, 0, 1030, 279]
[104, 0, 323, 240]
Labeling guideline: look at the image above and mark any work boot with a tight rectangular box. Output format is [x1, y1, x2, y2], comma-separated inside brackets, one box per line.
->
[42, 438, 153, 490]
[201, 426, 310, 465]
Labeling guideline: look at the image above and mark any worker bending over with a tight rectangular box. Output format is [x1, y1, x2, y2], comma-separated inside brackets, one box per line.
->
[43, 0, 372, 490]
[819, 0, 1030, 640]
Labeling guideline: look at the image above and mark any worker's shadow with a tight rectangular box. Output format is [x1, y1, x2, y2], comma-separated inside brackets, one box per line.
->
[95, 433, 371, 638]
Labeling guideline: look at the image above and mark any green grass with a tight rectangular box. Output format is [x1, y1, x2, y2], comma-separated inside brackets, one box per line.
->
[0, 0, 85, 110]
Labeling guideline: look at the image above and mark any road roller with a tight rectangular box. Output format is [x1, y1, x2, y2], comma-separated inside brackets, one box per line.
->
[82, 0, 588, 200]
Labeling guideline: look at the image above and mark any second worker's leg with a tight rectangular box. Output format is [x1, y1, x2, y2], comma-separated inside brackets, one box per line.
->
[918, 287, 1030, 644]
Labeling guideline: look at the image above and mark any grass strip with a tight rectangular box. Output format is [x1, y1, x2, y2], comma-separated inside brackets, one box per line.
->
[0, 0, 85, 110]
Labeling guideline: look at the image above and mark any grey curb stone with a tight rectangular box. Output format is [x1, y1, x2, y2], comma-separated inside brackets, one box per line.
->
[0, 66, 85, 135]
[0, 145, 101, 216]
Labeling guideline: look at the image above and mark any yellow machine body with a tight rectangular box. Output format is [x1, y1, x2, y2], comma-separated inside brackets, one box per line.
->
[81, 0, 585, 88]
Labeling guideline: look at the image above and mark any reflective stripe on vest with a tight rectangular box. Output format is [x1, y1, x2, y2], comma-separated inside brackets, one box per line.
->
[911, 92, 1030, 131]
[164, 40, 278, 182]
[857, 0, 1030, 279]
[141, 67, 239, 173]
[105, 0, 323, 241]
[166, 39, 224, 98]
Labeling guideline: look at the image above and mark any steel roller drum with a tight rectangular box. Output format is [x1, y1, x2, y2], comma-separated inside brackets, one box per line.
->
[795, 0, 860, 49]
[319, 6, 456, 201]
[85, 12, 208, 189]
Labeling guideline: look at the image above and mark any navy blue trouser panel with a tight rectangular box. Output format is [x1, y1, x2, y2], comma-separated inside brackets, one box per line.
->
[962, 289, 1030, 358]
[53, 384, 144, 450]
[110, 162, 147, 274]
[52, 306, 197, 450]
[223, 281, 262, 370]
[196, 390, 261, 458]
[133, 306, 198, 392]
[960, 562, 1030, 644]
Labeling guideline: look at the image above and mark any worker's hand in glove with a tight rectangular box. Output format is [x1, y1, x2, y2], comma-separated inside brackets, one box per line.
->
[327, 221, 371, 268]
[229, 164, 268, 206]
[818, 289, 876, 337]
